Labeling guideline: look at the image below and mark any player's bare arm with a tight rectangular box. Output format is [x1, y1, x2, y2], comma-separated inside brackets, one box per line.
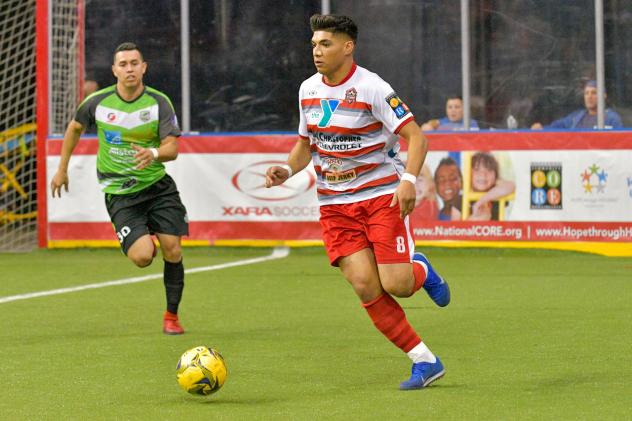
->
[391, 120, 428, 218]
[133, 135, 178, 170]
[51, 119, 84, 198]
[265, 137, 312, 188]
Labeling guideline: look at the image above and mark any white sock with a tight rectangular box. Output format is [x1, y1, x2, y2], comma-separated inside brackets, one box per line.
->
[407, 341, 437, 363]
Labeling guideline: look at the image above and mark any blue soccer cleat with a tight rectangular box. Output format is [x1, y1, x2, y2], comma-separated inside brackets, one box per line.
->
[413, 252, 450, 307]
[399, 357, 445, 390]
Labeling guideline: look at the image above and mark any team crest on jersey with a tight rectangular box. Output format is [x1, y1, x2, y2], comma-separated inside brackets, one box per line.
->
[139, 110, 151, 122]
[318, 99, 340, 128]
[345, 87, 357, 104]
[385, 92, 409, 119]
[107, 112, 117, 122]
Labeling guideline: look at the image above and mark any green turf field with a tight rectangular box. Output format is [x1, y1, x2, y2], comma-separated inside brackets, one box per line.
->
[1, 247, 631, 420]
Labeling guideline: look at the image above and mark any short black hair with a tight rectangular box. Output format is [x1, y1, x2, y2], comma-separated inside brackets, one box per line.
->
[435, 157, 462, 179]
[113, 42, 143, 63]
[446, 95, 463, 102]
[310, 14, 358, 42]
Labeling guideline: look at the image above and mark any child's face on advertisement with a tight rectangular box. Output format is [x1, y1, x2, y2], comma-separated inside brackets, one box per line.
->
[436, 164, 461, 201]
[472, 164, 496, 192]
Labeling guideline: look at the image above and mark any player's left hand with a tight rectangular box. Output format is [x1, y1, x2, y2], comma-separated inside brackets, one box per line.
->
[132, 144, 155, 170]
[265, 166, 290, 188]
[391, 180, 416, 218]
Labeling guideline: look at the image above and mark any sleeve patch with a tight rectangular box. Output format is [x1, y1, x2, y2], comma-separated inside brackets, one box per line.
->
[385, 92, 410, 119]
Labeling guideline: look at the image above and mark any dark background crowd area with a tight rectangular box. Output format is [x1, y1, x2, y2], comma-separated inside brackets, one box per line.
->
[84, 0, 632, 132]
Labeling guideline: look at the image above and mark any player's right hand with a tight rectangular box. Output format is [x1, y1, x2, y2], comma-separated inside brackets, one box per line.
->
[51, 170, 69, 198]
[265, 166, 290, 188]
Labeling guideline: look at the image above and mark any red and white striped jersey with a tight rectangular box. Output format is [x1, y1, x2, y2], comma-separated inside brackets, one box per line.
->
[298, 63, 415, 205]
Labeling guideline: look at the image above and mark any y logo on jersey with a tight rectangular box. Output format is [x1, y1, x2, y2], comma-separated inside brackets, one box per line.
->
[318, 99, 340, 128]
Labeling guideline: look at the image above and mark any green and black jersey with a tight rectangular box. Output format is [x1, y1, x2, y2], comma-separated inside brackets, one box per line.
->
[74, 85, 181, 194]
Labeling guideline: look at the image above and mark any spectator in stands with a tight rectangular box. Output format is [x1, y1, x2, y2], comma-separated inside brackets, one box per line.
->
[83, 79, 100, 98]
[421, 96, 479, 131]
[531, 80, 623, 129]
[81, 80, 101, 134]
[434, 157, 463, 221]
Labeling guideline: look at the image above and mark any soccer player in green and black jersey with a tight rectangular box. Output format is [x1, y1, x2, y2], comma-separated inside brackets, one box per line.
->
[51, 42, 188, 335]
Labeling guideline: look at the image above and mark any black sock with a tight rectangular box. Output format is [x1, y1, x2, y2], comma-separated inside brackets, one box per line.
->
[164, 259, 184, 314]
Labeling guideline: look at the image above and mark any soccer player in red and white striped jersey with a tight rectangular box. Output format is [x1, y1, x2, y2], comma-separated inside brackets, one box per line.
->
[266, 14, 450, 390]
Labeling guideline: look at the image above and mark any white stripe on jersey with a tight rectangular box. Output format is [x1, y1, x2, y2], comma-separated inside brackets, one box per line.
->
[95, 104, 159, 130]
[298, 64, 414, 205]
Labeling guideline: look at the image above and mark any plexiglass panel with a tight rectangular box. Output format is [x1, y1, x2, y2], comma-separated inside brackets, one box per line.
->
[472, 0, 600, 129]
[84, 0, 319, 132]
[332, 0, 463, 130]
[83, 1, 631, 131]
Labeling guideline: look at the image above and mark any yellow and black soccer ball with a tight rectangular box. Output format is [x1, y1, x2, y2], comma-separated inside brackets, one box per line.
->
[176, 346, 227, 396]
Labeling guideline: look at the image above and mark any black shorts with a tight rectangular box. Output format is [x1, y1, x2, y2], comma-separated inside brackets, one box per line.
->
[105, 174, 189, 254]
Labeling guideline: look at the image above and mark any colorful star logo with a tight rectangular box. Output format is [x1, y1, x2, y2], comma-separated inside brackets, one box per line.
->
[597, 170, 608, 183]
[581, 163, 607, 194]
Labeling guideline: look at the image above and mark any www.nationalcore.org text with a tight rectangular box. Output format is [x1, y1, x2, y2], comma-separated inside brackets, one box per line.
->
[413, 224, 632, 241]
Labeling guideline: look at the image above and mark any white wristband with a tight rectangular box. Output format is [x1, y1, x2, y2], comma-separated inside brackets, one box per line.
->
[400, 172, 417, 184]
[281, 164, 293, 178]
[149, 148, 159, 160]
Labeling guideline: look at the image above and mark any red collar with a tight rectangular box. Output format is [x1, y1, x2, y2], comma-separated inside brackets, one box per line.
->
[322, 62, 357, 87]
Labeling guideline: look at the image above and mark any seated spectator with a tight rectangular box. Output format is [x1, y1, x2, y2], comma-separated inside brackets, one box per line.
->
[81, 79, 100, 134]
[531, 80, 622, 129]
[422, 96, 479, 131]
[83, 79, 100, 98]
[434, 157, 463, 221]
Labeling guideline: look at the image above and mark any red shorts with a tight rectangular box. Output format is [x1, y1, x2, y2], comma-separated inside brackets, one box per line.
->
[319, 194, 415, 266]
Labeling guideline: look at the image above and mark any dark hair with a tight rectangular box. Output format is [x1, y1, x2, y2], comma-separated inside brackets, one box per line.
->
[310, 14, 358, 42]
[471, 152, 498, 178]
[435, 157, 462, 179]
[446, 95, 463, 102]
[113, 42, 143, 63]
